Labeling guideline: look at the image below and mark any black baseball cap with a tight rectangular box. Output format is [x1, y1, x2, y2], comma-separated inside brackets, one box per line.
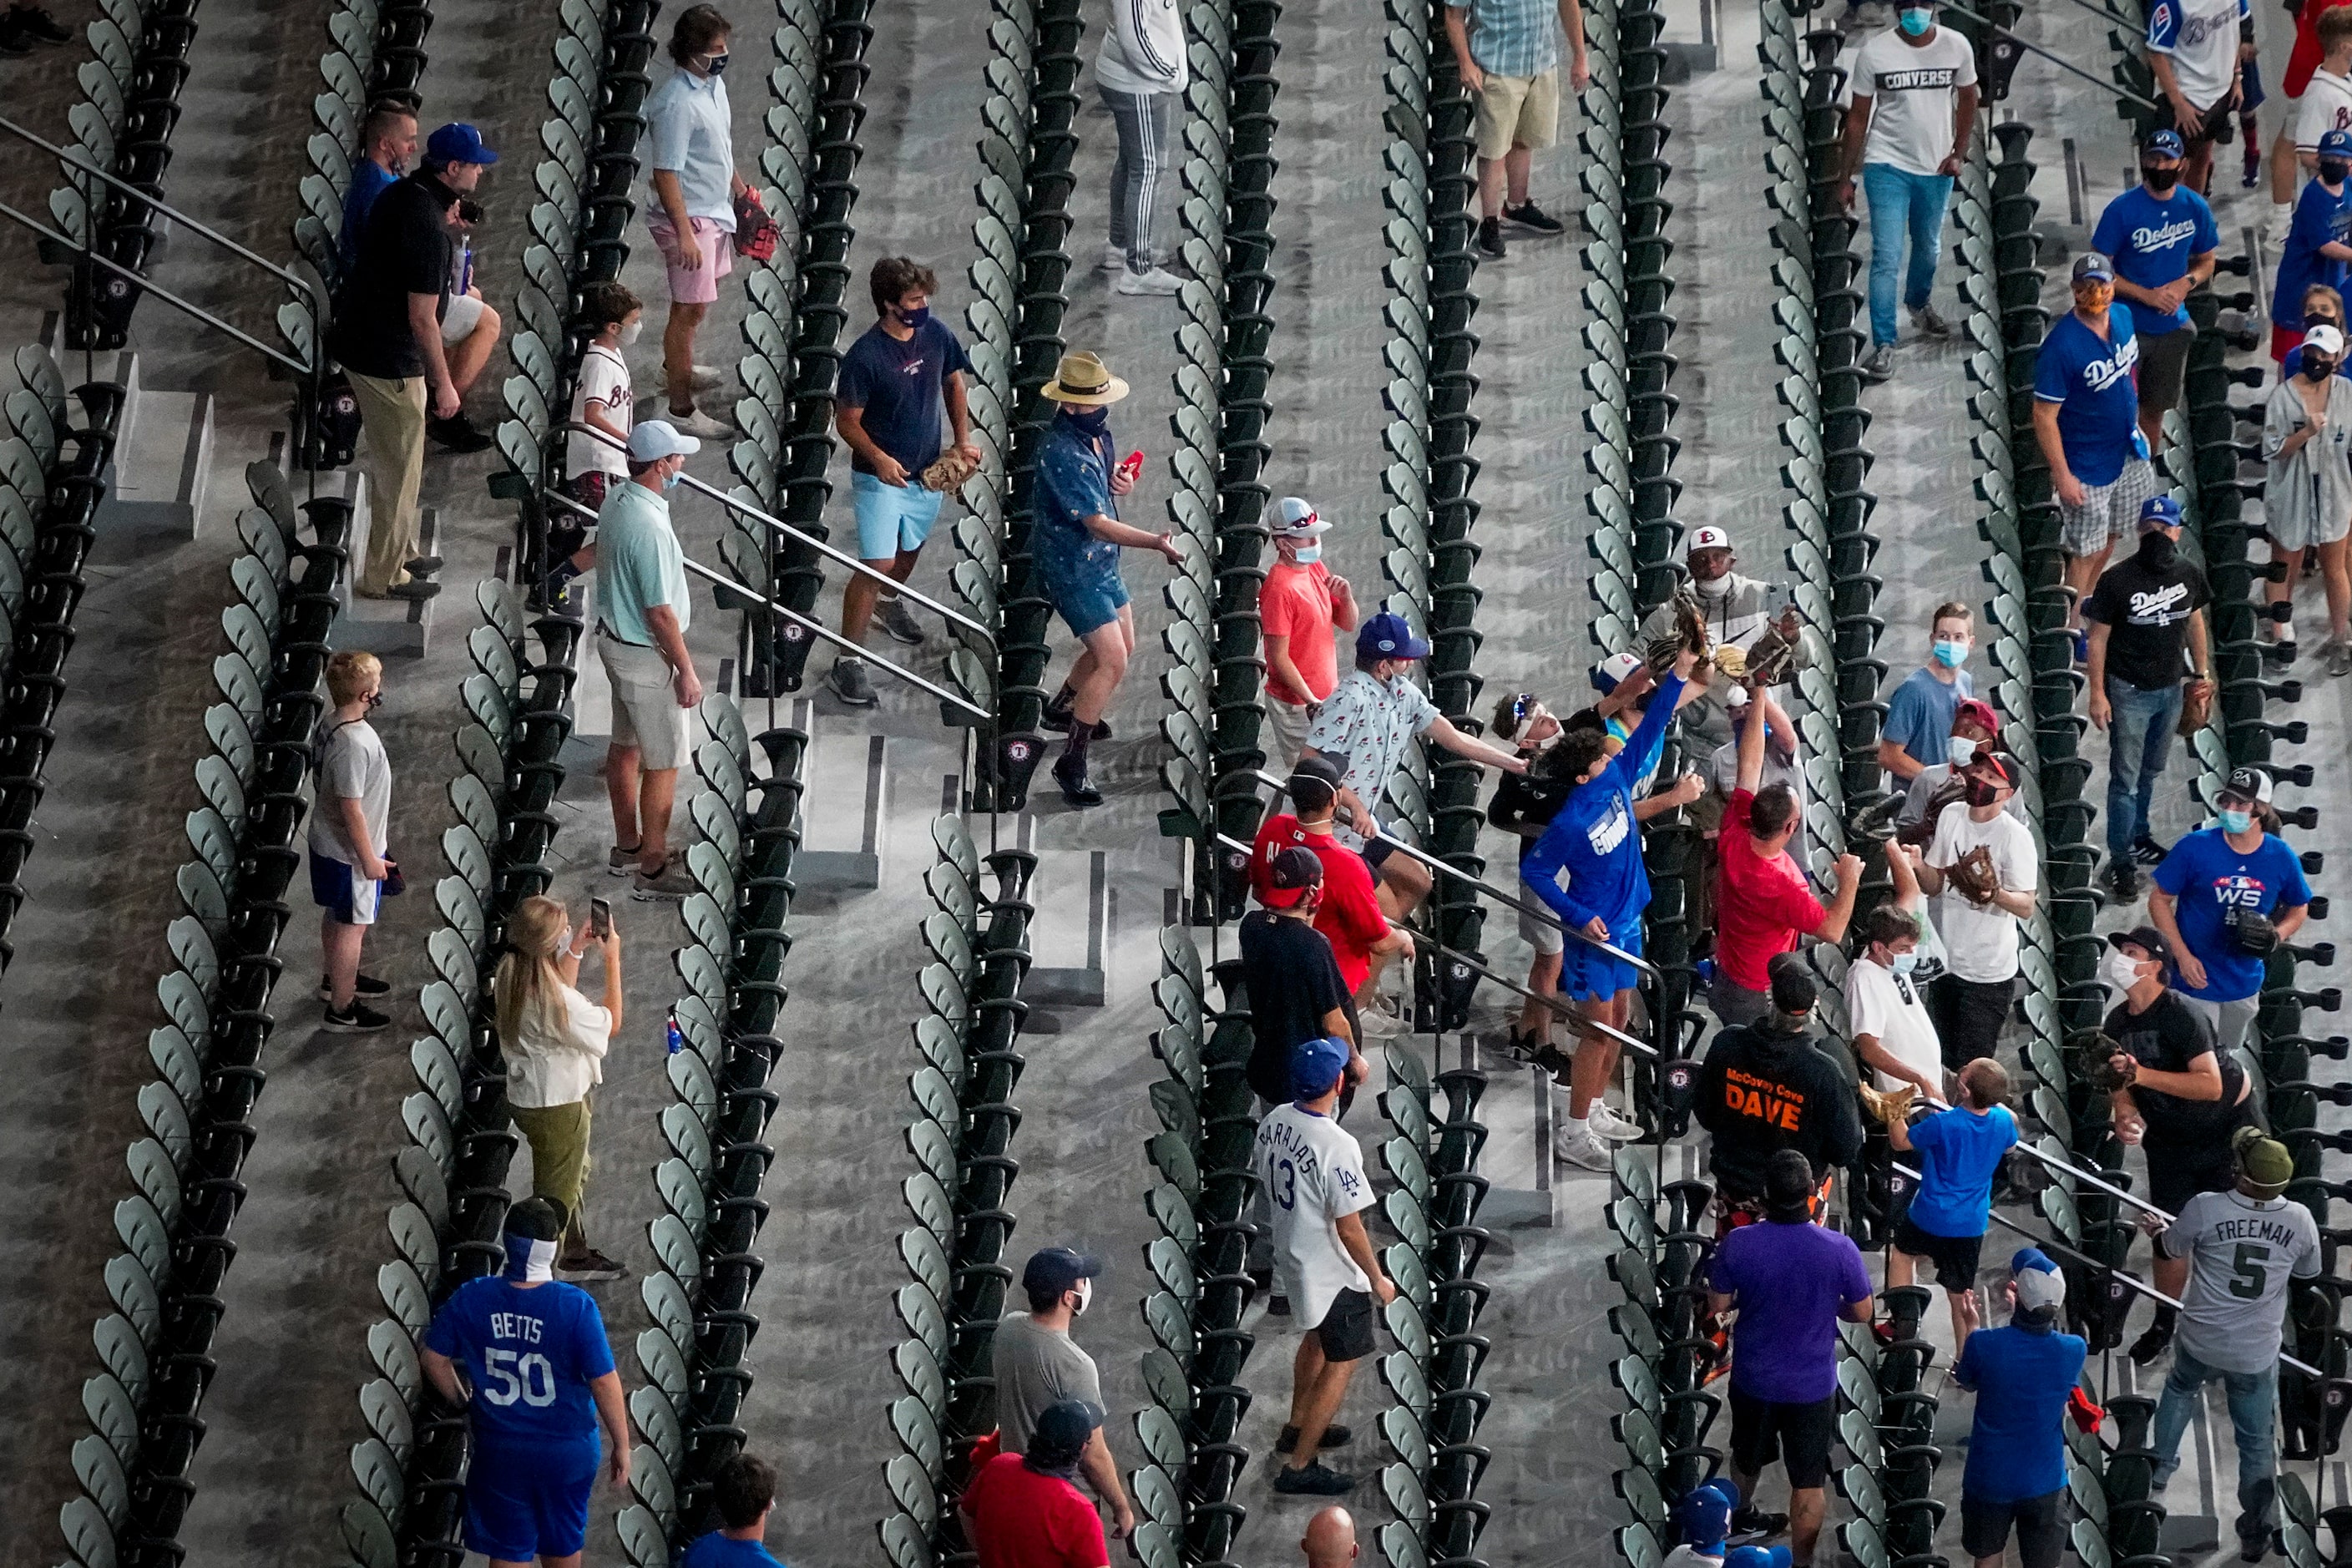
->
[2109, 926, 2172, 966]
[1767, 953, 1818, 1015]
[1264, 845, 1324, 908]
[2218, 766, 2274, 807]
[1288, 756, 1340, 811]
[1020, 1247, 1103, 1298]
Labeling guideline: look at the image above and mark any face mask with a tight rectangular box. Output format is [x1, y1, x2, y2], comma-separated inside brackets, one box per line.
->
[2142, 166, 2179, 193]
[2078, 284, 2114, 315]
[895, 303, 931, 329]
[1292, 543, 1322, 564]
[2308, 359, 2338, 383]
[661, 465, 684, 492]
[1947, 735, 1977, 767]
[2324, 159, 2351, 185]
[620, 319, 643, 346]
[2218, 807, 2253, 835]
[1071, 1279, 1092, 1315]
[2137, 528, 2177, 565]
[2100, 948, 2145, 992]
[1898, 6, 1932, 33]
[364, 689, 384, 711]
[1965, 778, 1999, 808]
[554, 926, 573, 957]
[701, 50, 729, 74]
[1692, 572, 1731, 599]
[1889, 949, 1920, 976]
[1066, 405, 1111, 436]
[1932, 637, 1968, 669]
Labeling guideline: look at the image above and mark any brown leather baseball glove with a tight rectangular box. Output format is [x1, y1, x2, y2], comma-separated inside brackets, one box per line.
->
[1898, 776, 1969, 847]
[1858, 1080, 1919, 1128]
[919, 448, 979, 493]
[1947, 844, 2001, 907]
[1741, 620, 1796, 685]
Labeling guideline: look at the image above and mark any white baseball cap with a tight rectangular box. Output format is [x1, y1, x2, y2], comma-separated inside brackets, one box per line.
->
[1272, 497, 1332, 538]
[626, 420, 702, 463]
[1593, 650, 1646, 694]
[1687, 526, 1732, 554]
[2309, 324, 2345, 357]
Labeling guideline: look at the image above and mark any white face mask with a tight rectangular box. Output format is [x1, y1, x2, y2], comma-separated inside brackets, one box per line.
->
[1071, 1278, 1092, 1315]
[620, 319, 644, 346]
[2100, 948, 2146, 993]
[554, 925, 573, 957]
[1692, 572, 1731, 599]
[1948, 735, 1978, 767]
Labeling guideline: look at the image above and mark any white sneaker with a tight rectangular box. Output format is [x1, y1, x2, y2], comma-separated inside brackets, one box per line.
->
[1587, 1102, 1645, 1141]
[1358, 1007, 1407, 1039]
[1099, 242, 1128, 272]
[662, 407, 734, 440]
[1553, 1127, 1615, 1172]
[1115, 266, 1185, 296]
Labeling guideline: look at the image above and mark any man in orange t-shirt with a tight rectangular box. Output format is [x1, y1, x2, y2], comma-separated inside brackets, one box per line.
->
[1260, 497, 1360, 769]
[1251, 760, 1410, 1014]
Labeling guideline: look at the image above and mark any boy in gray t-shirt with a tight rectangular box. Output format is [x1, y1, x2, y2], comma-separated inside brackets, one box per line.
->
[311, 651, 396, 1032]
[2142, 1130, 2319, 1555]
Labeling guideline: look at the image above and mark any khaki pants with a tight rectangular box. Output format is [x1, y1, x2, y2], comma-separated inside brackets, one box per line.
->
[1474, 69, 1560, 159]
[1264, 695, 1318, 774]
[347, 370, 426, 594]
[509, 1098, 593, 1250]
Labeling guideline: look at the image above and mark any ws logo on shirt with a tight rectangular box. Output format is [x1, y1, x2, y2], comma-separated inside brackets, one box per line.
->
[2208, 873, 2271, 910]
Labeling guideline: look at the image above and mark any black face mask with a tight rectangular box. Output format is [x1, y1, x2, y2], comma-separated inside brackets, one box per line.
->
[1965, 778, 2000, 808]
[2138, 528, 2177, 564]
[2142, 165, 2180, 192]
[2324, 159, 2351, 185]
[2307, 358, 2338, 383]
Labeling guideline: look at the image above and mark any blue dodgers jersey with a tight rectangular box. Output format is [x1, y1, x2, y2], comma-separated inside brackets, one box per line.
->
[2032, 307, 2142, 488]
[2273, 178, 2352, 330]
[2092, 185, 2218, 336]
[422, 1276, 616, 1450]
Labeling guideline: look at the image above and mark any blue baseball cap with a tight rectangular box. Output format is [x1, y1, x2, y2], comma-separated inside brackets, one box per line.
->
[1356, 610, 1431, 662]
[1671, 1479, 1740, 1551]
[2324, 129, 2352, 159]
[1290, 1035, 1351, 1099]
[1725, 1549, 1793, 1568]
[2071, 251, 2114, 285]
[426, 122, 499, 167]
[2138, 493, 2182, 529]
[2142, 129, 2185, 160]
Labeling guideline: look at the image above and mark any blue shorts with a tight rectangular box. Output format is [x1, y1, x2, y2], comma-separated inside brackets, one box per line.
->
[1034, 533, 1130, 638]
[852, 469, 944, 559]
[309, 852, 380, 926]
[463, 1438, 599, 1561]
[1561, 927, 1643, 1003]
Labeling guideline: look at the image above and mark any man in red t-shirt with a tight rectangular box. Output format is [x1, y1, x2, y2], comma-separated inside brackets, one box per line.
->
[1251, 761, 1412, 1024]
[1712, 676, 1862, 1028]
[1261, 498, 1361, 770]
[961, 1400, 1112, 1568]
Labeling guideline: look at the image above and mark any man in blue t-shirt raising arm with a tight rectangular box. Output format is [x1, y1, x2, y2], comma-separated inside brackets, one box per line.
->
[2036, 251, 2160, 660]
[1950, 1250, 2087, 1568]
[422, 1199, 632, 1566]
[2092, 130, 2218, 452]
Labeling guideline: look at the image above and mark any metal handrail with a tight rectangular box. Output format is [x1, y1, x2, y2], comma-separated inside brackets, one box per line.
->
[1242, 765, 1664, 980]
[1902, 1087, 2167, 1221]
[565, 420, 995, 650]
[1939, 0, 2164, 114]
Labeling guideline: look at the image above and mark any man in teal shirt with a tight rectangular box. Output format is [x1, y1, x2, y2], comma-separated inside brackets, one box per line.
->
[597, 420, 704, 899]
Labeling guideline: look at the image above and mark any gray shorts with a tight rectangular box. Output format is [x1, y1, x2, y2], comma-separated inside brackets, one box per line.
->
[598, 631, 688, 771]
[1519, 874, 1565, 957]
[2061, 458, 2159, 557]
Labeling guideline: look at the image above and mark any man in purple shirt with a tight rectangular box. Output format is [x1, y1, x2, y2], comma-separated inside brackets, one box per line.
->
[1706, 1150, 1876, 1562]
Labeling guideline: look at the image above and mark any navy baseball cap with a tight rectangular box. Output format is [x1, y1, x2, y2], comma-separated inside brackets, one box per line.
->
[426, 122, 499, 166]
[2324, 129, 2352, 158]
[2142, 129, 2185, 160]
[1291, 1035, 1351, 1099]
[1356, 610, 1431, 661]
[2138, 493, 2182, 529]
[1020, 1247, 1103, 1297]
[2071, 251, 2114, 285]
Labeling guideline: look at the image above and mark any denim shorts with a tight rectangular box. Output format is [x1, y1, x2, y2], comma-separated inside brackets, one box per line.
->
[1034, 531, 1130, 637]
[852, 469, 945, 559]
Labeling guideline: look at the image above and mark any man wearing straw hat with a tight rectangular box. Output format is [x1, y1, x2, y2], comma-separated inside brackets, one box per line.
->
[1030, 349, 1183, 809]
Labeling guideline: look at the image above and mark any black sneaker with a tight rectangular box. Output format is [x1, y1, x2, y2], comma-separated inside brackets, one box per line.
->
[1731, 1506, 1789, 1541]
[1277, 1423, 1353, 1454]
[1041, 702, 1111, 740]
[404, 554, 445, 576]
[1267, 1293, 1291, 1317]
[0, 13, 31, 52]
[427, 412, 494, 453]
[2131, 832, 2168, 866]
[387, 579, 443, 601]
[2100, 861, 2140, 903]
[2128, 1316, 2175, 1366]
[1271, 1460, 1356, 1495]
[321, 999, 392, 1033]
[7, 3, 69, 42]
[557, 1249, 630, 1282]
[1475, 216, 1505, 260]
[2242, 1533, 2274, 1561]
[317, 973, 392, 1003]
[1502, 199, 1565, 235]
[1053, 757, 1102, 808]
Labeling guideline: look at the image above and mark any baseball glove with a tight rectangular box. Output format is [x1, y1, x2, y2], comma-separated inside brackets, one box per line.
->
[1947, 844, 2001, 907]
[2088, 1047, 2137, 1093]
[1858, 1081, 1918, 1128]
[1644, 590, 1709, 674]
[1898, 776, 1969, 847]
[919, 448, 979, 493]
[1740, 620, 1797, 686]
[2227, 905, 2280, 958]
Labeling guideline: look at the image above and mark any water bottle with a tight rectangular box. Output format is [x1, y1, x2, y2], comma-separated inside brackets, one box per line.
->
[458, 239, 474, 296]
[665, 1011, 684, 1056]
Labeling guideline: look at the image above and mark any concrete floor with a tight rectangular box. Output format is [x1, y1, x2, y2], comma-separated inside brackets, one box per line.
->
[0, 0, 2344, 1563]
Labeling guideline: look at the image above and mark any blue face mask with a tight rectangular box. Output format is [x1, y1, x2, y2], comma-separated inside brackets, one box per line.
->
[2219, 808, 2253, 835]
[701, 51, 729, 75]
[1932, 637, 1968, 669]
[1292, 544, 1322, 564]
[1898, 6, 1933, 33]
[661, 467, 684, 492]
[895, 303, 930, 329]
[1889, 950, 1919, 976]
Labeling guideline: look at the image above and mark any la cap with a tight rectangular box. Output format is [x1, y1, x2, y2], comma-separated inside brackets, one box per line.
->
[2071, 251, 2116, 285]
[2142, 129, 2186, 160]
[2010, 1247, 2067, 1313]
[1952, 696, 2000, 732]
[2323, 129, 2352, 158]
[626, 420, 702, 463]
[2109, 926, 2173, 968]
[1592, 650, 1646, 695]
[2218, 766, 2274, 807]
[2234, 1125, 2296, 1196]
[2307, 324, 2346, 358]
[1263, 845, 1324, 909]
[1290, 1035, 1351, 1100]
[1020, 1247, 1103, 1298]
[2138, 493, 2183, 529]
[426, 122, 499, 166]
[1272, 497, 1333, 538]
[1687, 525, 1732, 555]
[1356, 610, 1431, 662]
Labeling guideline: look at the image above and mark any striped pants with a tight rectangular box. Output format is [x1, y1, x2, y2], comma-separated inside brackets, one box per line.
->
[1102, 86, 1176, 274]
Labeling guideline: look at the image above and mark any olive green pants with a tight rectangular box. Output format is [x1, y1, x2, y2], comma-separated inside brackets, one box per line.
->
[509, 1098, 593, 1251]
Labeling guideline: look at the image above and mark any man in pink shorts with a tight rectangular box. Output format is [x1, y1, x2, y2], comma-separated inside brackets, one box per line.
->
[645, 3, 745, 440]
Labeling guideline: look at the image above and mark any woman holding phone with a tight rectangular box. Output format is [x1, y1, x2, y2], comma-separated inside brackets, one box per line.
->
[494, 895, 627, 1281]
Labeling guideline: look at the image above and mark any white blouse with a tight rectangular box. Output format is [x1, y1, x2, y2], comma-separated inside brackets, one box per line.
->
[503, 981, 613, 1109]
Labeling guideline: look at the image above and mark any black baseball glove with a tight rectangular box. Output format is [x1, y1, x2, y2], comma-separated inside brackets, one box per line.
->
[2227, 906, 2279, 958]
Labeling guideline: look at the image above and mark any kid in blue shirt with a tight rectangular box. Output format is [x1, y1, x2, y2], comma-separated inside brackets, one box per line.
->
[680, 1452, 789, 1568]
[1952, 1250, 2088, 1568]
[2272, 134, 2352, 352]
[1889, 1057, 2020, 1354]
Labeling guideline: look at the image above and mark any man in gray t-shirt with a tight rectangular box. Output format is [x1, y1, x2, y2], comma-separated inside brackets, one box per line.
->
[2142, 1131, 2319, 1555]
[990, 1247, 1133, 1540]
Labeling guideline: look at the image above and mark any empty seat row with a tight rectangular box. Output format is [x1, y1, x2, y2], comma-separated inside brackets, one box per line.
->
[1606, 1151, 1720, 1566]
[53, 460, 345, 1568]
[0, 346, 65, 741]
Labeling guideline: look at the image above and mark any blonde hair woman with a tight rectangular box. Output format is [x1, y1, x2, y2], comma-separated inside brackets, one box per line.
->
[495, 894, 625, 1281]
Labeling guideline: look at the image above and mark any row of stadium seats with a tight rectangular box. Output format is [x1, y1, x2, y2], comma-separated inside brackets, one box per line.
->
[619, 701, 810, 1562]
[0, 346, 75, 948]
[968, 0, 1084, 812]
[53, 463, 346, 1568]
[881, 817, 1039, 1568]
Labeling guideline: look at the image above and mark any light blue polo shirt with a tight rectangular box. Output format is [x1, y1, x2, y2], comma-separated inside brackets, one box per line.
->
[646, 68, 736, 229]
[595, 480, 690, 645]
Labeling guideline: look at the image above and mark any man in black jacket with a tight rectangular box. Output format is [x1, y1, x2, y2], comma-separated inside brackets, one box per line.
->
[1694, 957, 1865, 1220]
